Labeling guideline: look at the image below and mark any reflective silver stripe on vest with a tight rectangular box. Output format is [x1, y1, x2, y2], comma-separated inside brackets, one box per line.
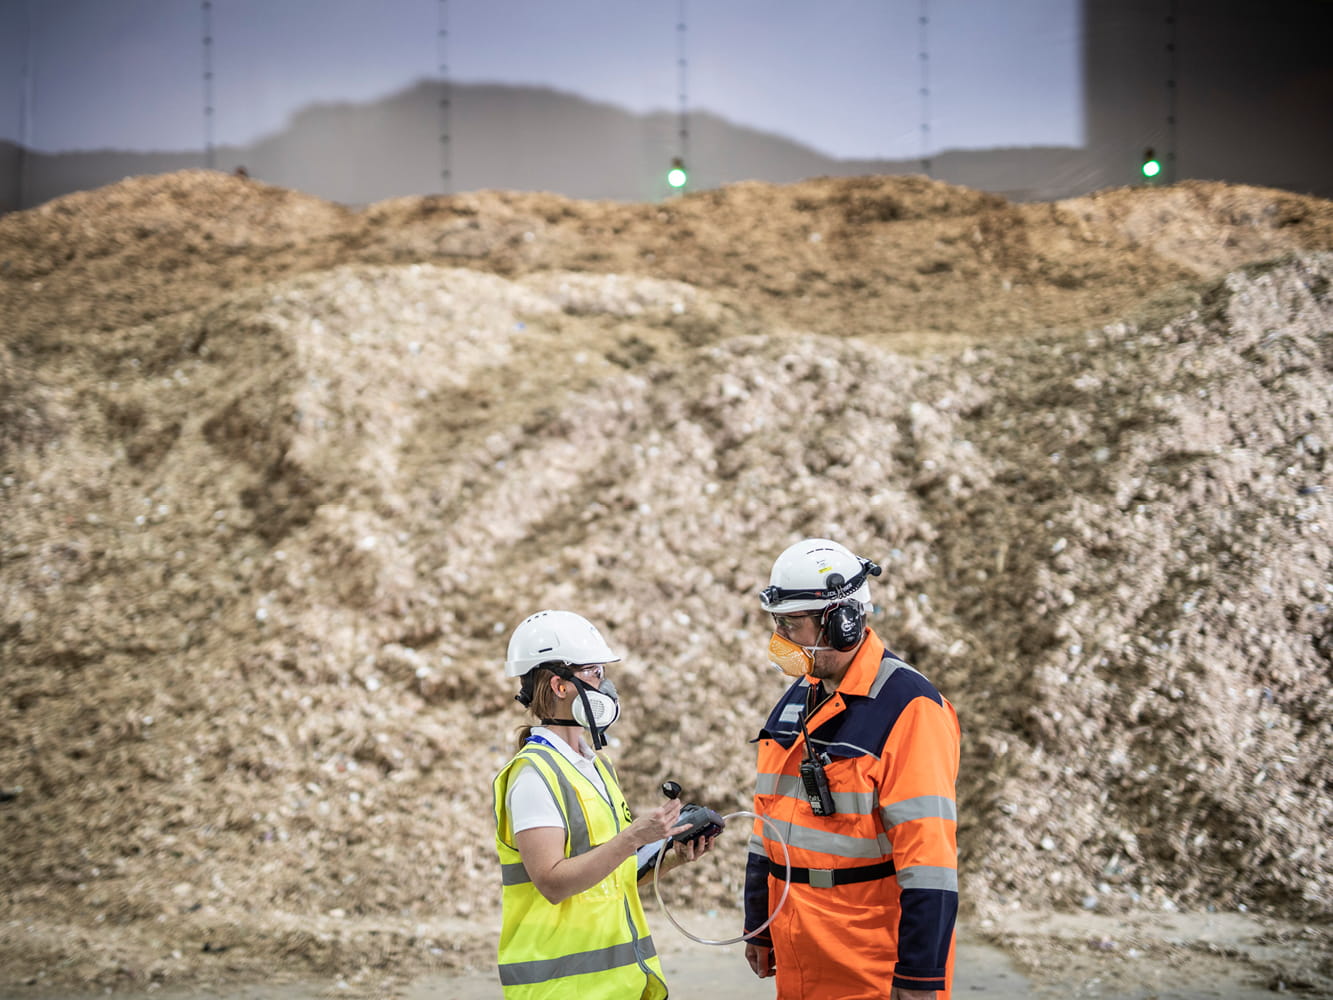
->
[623, 897, 666, 991]
[522, 744, 593, 856]
[880, 794, 957, 829]
[498, 937, 659, 987]
[896, 864, 958, 891]
[501, 862, 531, 886]
[755, 771, 880, 817]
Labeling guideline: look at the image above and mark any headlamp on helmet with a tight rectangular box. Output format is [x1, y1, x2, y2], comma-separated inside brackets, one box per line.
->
[759, 539, 881, 614]
[760, 539, 882, 659]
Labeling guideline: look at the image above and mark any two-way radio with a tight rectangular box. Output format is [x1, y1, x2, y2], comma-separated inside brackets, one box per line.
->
[799, 693, 836, 816]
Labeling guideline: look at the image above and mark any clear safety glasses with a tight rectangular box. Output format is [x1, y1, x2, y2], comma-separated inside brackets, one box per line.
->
[770, 611, 819, 633]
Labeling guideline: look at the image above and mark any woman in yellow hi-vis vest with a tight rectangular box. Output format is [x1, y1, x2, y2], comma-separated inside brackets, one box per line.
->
[492, 610, 716, 999]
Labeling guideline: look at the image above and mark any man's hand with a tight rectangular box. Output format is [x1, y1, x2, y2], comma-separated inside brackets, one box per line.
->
[744, 941, 775, 979]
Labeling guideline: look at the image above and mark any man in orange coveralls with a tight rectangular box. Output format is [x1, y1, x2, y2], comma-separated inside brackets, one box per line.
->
[744, 538, 961, 1000]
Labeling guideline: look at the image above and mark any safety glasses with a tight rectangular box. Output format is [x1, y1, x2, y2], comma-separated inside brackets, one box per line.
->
[771, 611, 819, 632]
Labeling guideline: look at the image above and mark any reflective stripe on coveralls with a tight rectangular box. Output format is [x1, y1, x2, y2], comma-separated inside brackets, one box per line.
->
[746, 628, 961, 999]
[493, 742, 668, 1000]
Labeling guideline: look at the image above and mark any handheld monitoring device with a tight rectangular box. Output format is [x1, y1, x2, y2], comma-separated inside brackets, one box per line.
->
[646, 780, 793, 947]
[663, 780, 727, 842]
[634, 781, 725, 881]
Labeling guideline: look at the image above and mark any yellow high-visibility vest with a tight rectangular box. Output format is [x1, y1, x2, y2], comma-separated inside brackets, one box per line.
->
[492, 740, 669, 1000]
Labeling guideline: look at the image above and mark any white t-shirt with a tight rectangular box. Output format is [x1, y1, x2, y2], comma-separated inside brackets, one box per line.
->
[507, 727, 611, 834]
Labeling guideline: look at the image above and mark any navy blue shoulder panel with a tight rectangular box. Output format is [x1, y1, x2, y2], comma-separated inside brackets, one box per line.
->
[753, 676, 808, 749]
[809, 652, 945, 760]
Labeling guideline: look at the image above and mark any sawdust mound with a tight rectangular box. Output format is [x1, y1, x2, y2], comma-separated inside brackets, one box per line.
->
[1, 170, 1330, 993]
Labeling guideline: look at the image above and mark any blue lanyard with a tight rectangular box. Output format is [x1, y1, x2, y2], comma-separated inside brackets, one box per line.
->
[525, 733, 559, 751]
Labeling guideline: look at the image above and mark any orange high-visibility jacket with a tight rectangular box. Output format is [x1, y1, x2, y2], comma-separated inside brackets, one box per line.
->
[745, 629, 960, 999]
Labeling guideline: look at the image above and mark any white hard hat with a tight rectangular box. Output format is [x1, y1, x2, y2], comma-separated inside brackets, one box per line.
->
[759, 538, 880, 614]
[504, 610, 621, 679]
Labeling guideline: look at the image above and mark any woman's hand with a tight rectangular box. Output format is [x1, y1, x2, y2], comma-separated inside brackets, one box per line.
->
[521, 798, 691, 903]
[626, 799, 689, 848]
[670, 832, 717, 865]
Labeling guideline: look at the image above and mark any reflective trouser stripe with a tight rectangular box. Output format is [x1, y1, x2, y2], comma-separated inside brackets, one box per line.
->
[498, 937, 659, 987]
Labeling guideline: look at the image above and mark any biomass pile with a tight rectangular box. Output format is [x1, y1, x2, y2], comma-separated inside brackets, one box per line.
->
[1, 170, 1330, 995]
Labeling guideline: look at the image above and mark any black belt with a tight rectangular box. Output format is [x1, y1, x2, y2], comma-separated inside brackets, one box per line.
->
[769, 858, 896, 888]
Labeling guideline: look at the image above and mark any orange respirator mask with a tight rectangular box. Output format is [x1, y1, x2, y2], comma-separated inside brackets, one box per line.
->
[768, 632, 818, 678]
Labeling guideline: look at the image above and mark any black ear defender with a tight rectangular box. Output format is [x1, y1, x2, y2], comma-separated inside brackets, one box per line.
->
[763, 555, 882, 651]
[822, 601, 865, 651]
[817, 560, 881, 651]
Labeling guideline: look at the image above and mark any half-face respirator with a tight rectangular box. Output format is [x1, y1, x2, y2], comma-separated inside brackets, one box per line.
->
[540, 670, 620, 750]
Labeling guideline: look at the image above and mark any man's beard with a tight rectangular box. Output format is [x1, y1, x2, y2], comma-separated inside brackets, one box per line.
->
[807, 649, 842, 680]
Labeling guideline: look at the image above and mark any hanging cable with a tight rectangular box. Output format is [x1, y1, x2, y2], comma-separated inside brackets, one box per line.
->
[662, 0, 691, 192]
[652, 810, 792, 947]
[436, 0, 452, 194]
[677, 0, 689, 170]
[16, 0, 34, 210]
[1165, 0, 1178, 184]
[201, 0, 215, 170]
[918, 0, 931, 177]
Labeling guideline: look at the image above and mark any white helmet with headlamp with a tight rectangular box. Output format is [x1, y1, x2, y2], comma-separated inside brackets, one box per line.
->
[760, 538, 877, 614]
[761, 539, 882, 675]
[506, 609, 622, 749]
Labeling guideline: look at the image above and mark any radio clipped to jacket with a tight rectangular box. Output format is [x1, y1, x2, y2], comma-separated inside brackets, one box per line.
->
[799, 751, 835, 816]
[798, 699, 837, 816]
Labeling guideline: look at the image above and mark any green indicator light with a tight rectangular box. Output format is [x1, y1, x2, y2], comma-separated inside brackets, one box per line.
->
[1140, 147, 1162, 180]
